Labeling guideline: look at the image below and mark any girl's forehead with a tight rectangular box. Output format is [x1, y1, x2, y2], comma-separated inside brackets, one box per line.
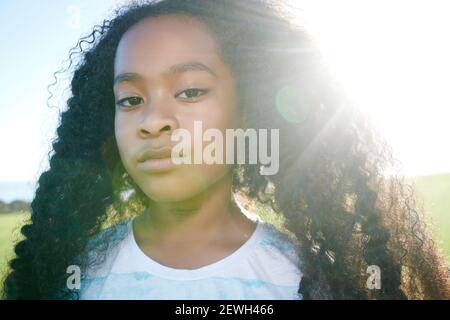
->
[114, 15, 222, 77]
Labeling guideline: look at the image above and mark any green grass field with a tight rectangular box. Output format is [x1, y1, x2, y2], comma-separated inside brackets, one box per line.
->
[0, 173, 449, 297]
[408, 172, 450, 263]
[0, 212, 29, 295]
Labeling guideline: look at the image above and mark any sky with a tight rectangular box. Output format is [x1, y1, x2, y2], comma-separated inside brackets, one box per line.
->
[1, 0, 450, 200]
[0, 0, 127, 183]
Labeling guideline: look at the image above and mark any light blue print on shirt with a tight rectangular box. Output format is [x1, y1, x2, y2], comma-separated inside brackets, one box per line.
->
[131, 272, 153, 281]
[80, 272, 302, 300]
[81, 272, 155, 300]
[258, 225, 298, 254]
[258, 238, 294, 254]
[80, 278, 102, 300]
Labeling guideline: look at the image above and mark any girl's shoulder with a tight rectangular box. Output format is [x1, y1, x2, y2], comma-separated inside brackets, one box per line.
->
[255, 220, 302, 267]
[82, 219, 133, 276]
[87, 219, 131, 247]
[239, 206, 302, 267]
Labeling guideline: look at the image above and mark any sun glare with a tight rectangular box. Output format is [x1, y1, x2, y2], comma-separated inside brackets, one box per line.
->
[291, 0, 450, 176]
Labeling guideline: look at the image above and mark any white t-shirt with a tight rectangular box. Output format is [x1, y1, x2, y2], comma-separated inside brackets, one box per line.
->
[78, 212, 303, 300]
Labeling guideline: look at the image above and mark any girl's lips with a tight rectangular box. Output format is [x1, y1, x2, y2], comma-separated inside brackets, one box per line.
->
[137, 157, 177, 173]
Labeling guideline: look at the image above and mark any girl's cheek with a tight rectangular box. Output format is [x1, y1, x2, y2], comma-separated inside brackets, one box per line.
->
[115, 115, 134, 138]
[115, 118, 133, 157]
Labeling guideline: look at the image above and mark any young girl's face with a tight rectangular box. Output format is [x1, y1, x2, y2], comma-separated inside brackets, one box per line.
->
[114, 15, 238, 203]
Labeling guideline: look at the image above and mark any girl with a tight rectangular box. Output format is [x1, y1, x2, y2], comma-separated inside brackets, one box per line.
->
[3, 0, 450, 299]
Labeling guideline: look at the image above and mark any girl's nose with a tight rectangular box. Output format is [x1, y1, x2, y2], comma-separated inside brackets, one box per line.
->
[138, 100, 179, 138]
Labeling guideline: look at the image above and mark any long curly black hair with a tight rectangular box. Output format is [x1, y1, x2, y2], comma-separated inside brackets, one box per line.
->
[3, 0, 450, 299]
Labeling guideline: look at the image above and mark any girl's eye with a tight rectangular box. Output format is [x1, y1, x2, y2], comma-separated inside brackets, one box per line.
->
[116, 97, 144, 108]
[176, 88, 209, 100]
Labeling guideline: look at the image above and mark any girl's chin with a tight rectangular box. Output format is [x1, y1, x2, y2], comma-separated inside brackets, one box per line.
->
[135, 166, 228, 203]
[142, 186, 203, 204]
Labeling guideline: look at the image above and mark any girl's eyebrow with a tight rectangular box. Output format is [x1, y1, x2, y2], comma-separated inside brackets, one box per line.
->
[113, 61, 218, 86]
[168, 61, 218, 78]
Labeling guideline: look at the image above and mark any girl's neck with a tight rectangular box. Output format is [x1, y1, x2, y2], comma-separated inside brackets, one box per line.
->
[134, 172, 249, 245]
